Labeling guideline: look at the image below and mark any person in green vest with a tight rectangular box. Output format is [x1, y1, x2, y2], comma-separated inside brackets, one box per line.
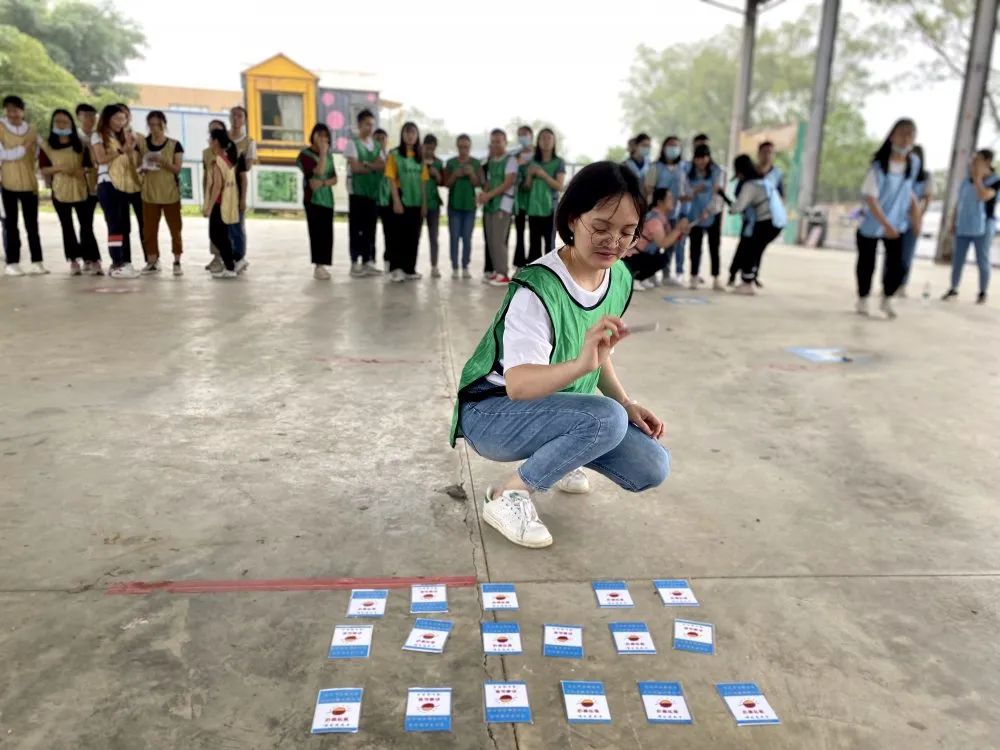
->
[384, 121, 429, 282]
[297, 123, 338, 279]
[444, 134, 481, 279]
[344, 109, 386, 277]
[422, 133, 444, 278]
[512, 124, 534, 269]
[477, 128, 519, 287]
[373, 128, 392, 270]
[451, 161, 670, 548]
[523, 127, 566, 262]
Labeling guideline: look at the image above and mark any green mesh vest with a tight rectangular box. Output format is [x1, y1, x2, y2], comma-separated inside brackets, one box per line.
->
[351, 138, 383, 200]
[526, 157, 564, 216]
[449, 259, 633, 447]
[393, 148, 424, 207]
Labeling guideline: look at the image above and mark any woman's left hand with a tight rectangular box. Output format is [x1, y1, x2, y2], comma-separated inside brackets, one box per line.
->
[624, 401, 664, 439]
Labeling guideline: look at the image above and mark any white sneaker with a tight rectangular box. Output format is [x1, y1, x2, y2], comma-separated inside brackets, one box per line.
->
[206, 257, 223, 273]
[84, 261, 104, 276]
[405, 271, 423, 281]
[70, 260, 82, 276]
[314, 265, 331, 280]
[642, 279, 656, 290]
[141, 259, 161, 275]
[712, 277, 725, 291]
[212, 269, 238, 279]
[555, 468, 591, 495]
[350, 261, 366, 278]
[653, 271, 663, 287]
[897, 286, 908, 299]
[664, 275, 684, 288]
[732, 282, 756, 295]
[632, 279, 645, 292]
[483, 488, 553, 548]
[855, 297, 869, 315]
[4, 263, 25, 276]
[689, 278, 699, 290]
[389, 269, 406, 283]
[110, 263, 140, 279]
[452, 268, 460, 280]
[363, 261, 383, 276]
[431, 266, 441, 279]
[173, 261, 184, 276]
[482, 272, 495, 283]
[233, 259, 247, 275]
[880, 296, 897, 320]
[462, 268, 472, 280]
[27, 262, 50, 275]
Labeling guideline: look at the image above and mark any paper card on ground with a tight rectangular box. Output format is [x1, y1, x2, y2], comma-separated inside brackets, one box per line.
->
[402, 619, 453, 653]
[311, 688, 363, 734]
[543, 624, 583, 658]
[483, 681, 532, 724]
[654, 579, 699, 607]
[346, 589, 388, 618]
[609, 622, 656, 655]
[788, 346, 847, 363]
[481, 583, 519, 610]
[673, 619, 715, 654]
[592, 580, 634, 608]
[410, 584, 448, 613]
[638, 682, 693, 724]
[561, 681, 611, 724]
[327, 624, 373, 659]
[716, 682, 780, 726]
[482, 621, 522, 655]
[404, 687, 452, 732]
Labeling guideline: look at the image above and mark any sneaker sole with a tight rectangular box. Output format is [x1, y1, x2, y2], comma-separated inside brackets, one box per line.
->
[555, 483, 591, 495]
[482, 502, 553, 549]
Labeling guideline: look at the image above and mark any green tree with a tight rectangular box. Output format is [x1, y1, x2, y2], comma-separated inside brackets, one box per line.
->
[0, 24, 82, 125]
[605, 145, 628, 163]
[0, 0, 144, 95]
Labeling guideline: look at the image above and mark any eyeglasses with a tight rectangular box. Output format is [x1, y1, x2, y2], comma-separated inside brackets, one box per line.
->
[577, 217, 639, 251]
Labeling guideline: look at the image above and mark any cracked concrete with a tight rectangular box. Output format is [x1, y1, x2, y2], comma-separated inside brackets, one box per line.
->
[1, 215, 999, 748]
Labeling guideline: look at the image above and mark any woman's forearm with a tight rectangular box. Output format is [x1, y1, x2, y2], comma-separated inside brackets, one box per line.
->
[505, 360, 590, 401]
[597, 361, 629, 404]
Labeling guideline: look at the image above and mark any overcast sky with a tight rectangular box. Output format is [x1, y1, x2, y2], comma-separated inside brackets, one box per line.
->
[117, 0, 986, 170]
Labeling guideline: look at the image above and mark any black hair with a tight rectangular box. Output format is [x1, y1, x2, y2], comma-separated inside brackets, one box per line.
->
[114, 102, 130, 112]
[309, 122, 332, 148]
[651, 187, 671, 206]
[658, 135, 682, 164]
[146, 110, 167, 126]
[912, 144, 928, 182]
[373, 128, 387, 137]
[534, 127, 558, 162]
[397, 121, 421, 157]
[423, 133, 438, 146]
[489, 128, 507, 139]
[75, 103, 96, 116]
[97, 104, 125, 143]
[555, 160, 647, 245]
[208, 119, 226, 132]
[872, 118, 916, 177]
[693, 133, 709, 143]
[517, 124, 534, 136]
[633, 132, 650, 145]
[456, 133, 471, 144]
[210, 128, 238, 163]
[230, 105, 247, 117]
[732, 154, 760, 184]
[758, 140, 774, 151]
[3, 95, 25, 110]
[976, 147, 995, 163]
[48, 109, 82, 153]
[687, 144, 714, 181]
[357, 108, 375, 124]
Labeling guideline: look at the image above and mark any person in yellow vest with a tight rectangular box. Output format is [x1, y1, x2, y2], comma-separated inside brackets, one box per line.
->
[91, 104, 142, 279]
[202, 129, 240, 279]
[114, 102, 148, 262]
[38, 109, 100, 276]
[137, 110, 185, 276]
[0, 95, 46, 276]
[202, 119, 226, 272]
[228, 105, 255, 264]
[74, 103, 102, 275]
[383, 121, 430, 282]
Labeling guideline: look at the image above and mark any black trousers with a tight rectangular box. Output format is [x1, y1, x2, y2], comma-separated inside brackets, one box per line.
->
[305, 202, 334, 266]
[53, 197, 100, 262]
[689, 214, 721, 277]
[348, 194, 377, 264]
[512, 208, 528, 267]
[625, 250, 669, 281]
[735, 220, 781, 282]
[125, 190, 146, 261]
[483, 218, 493, 275]
[528, 214, 555, 262]
[856, 231, 904, 298]
[1, 189, 42, 264]
[378, 205, 393, 263]
[208, 205, 235, 271]
[388, 206, 422, 274]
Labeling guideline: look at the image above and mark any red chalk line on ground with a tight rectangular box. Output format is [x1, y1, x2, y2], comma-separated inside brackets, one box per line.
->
[106, 574, 477, 596]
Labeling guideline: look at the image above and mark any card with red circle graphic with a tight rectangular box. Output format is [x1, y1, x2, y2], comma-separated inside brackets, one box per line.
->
[561, 680, 611, 724]
[404, 687, 452, 732]
[402, 619, 453, 654]
[592, 580, 634, 608]
[346, 589, 388, 618]
[638, 682, 692, 724]
[484, 681, 532, 724]
[609, 622, 656, 655]
[482, 621, 523, 655]
[543, 624, 583, 658]
[672, 619, 715, 654]
[311, 688, 363, 734]
[328, 624, 373, 659]
[653, 579, 699, 607]
[716, 682, 780, 726]
[410, 584, 448, 613]
[481, 583, 519, 610]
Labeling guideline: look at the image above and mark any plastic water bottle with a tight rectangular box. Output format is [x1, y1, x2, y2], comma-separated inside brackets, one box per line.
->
[922, 281, 931, 305]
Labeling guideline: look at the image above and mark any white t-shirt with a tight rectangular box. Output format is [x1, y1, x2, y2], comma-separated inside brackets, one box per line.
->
[861, 160, 906, 198]
[343, 136, 383, 194]
[486, 251, 609, 386]
[497, 155, 519, 214]
[90, 131, 111, 183]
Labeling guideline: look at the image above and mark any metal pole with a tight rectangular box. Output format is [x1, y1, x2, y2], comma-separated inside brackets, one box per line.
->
[936, 0, 999, 263]
[797, 0, 840, 242]
[726, 0, 758, 171]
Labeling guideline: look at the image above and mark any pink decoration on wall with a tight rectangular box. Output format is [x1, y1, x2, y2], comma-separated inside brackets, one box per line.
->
[366, 93, 376, 103]
[326, 111, 346, 130]
[336, 137, 348, 152]
[322, 91, 335, 106]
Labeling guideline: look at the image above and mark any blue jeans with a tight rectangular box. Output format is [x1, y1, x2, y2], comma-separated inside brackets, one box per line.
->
[951, 233, 992, 293]
[448, 209, 475, 270]
[228, 211, 246, 261]
[671, 236, 686, 275]
[459, 392, 670, 493]
[900, 228, 918, 285]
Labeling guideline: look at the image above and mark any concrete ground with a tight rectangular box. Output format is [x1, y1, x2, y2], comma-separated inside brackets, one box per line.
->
[1, 213, 998, 749]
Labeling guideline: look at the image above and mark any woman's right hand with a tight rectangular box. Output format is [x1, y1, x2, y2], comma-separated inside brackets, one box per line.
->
[576, 316, 629, 373]
[883, 225, 900, 240]
[393, 199, 404, 215]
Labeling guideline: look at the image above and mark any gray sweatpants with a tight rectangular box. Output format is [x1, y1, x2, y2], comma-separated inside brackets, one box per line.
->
[485, 210, 512, 277]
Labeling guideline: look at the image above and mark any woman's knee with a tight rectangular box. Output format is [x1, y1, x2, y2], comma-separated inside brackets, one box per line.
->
[578, 396, 629, 448]
[630, 443, 671, 492]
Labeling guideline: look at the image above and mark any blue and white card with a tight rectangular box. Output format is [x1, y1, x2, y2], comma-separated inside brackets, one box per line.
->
[346, 589, 388, 618]
[481, 583, 519, 610]
[327, 624, 373, 659]
[716, 682, 780, 726]
[310, 688, 363, 734]
[638, 682, 693, 724]
[788, 346, 847, 363]
[482, 621, 522, 655]
[403, 619, 453, 653]
[484, 681, 532, 724]
[609, 622, 656, 655]
[592, 580, 634, 608]
[561, 681, 611, 724]
[543, 624, 583, 658]
[410, 584, 448, 613]
[673, 619, 715, 654]
[665, 295, 710, 305]
[654, 579, 699, 607]
[405, 687, 452, 732]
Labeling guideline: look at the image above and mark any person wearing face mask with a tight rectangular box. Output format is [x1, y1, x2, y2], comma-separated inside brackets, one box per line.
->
[228, 105, 256, 265]
[512, 125, 535, 270]
[91, 104, 142, 278]
[137, 111, 185, 276]
[685, 144, 726, 290]
[623, 133, 652, 186]
[444, 134, 481, 279]
[478, 129, 519, 287]
[855, 118, 920, 319]
[451, 161, 670, 549]
[941, 149, 999, 305]
[649, 136, 689, 286]
[0, 95, 47, 276]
